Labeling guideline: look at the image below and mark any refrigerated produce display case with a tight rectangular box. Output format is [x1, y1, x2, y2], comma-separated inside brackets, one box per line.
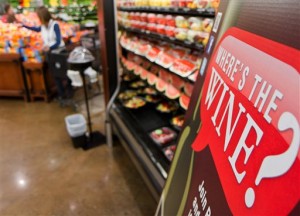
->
[105, 0, 221, 201]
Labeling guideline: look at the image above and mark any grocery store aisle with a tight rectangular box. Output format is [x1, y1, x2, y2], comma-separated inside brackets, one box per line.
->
[0, 98, 156, 215]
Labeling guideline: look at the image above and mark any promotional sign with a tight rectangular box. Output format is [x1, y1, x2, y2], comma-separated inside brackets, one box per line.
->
[157, 27, 299, 215]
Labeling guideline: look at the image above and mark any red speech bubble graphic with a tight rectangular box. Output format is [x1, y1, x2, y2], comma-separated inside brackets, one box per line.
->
[191, 27, 300, 215]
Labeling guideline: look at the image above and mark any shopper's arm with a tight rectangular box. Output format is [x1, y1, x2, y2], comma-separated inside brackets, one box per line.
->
[22, 24, 41, 32]
[49, 23, 62, 50]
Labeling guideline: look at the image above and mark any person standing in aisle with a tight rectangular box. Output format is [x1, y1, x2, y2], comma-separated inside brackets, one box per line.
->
[22, 6, 65, 52]
[22, 6, 72, 104]
[1, 4, 18, 23]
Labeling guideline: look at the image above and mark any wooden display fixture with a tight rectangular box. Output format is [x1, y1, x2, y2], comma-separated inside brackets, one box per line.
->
[23, 61, 55, 102]
[0, 53, 28, 101]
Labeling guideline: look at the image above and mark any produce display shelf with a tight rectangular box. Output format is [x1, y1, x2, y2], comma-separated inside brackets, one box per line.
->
[121, 26, 204, 52]
[122, 47, 197, 84]
[117, 6, 215, 17]
[110, 98, 181, 199]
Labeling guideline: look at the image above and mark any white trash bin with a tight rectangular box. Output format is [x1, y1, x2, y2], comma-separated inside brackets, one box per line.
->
[65, 114, 87, 148]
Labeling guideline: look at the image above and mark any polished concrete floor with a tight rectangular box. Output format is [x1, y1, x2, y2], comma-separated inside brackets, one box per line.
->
[0, 97, 157, 215]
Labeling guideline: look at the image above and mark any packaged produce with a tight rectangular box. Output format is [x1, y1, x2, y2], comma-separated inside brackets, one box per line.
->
[150, 127, 177, 145]
[171, 0, 179, 7]
[131, 20, 139, 28]
[140, 22, 148, 30]
[123, 73, 137, 82]
[135, 43, 151, 56]
[161, 0, 172, 7]
[188, 17, 202, 31]
[155, 52, 176, 68]
[186, 0, 198, 9]
[156, 100, 179, 113]
[142, 87, 158, 95]
[202, 18, 214, 32]
[163, 145, 177, 161]
[187, 30, 197, 43]
[166, 15, 176, 27]
[156, 24, 166, 35]
[165, 26, 176, 38]
[193, 31, 210, 45]
[175, 28, 188, 40]
[156, 14, 167, 25]
[141, 58, 152, 69]
[175, 16, 189, 28]
[170, 59, 196, 77]
[135, 0, 149, 7]
[146, 46, 162, 62]
[178, 0, 188, 7]
[118, 90, 138, 100]
[171, 115, 185, 129]
[144, 94, 162, 103]
[123, 97, 146, 109]
[140, 13, 148, 22]
[188, 70, 198, 82]
[167, 47, 187, 58]
[149, 65, 161, 74]
[184, 52, 202, 67]
[129, 53, 144, 65]
[197, 0, 220, 9]
[130, 80, 146, 88]
[129, 39, 140, 52]
[129, 12, 135, 20]
[147, 13, 157, 23]
[159, 43, 172, 52]
[147, 23, 157, 32]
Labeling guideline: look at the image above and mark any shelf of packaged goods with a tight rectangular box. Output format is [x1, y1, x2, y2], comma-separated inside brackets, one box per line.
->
[121, 47, 197, 84]
[120, 26, 205, 52]
[110, 100, 178, 201]
[117, 6, 215, 17]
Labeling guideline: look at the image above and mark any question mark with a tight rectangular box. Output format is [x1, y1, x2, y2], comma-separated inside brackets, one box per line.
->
[245, 112, 300, 208]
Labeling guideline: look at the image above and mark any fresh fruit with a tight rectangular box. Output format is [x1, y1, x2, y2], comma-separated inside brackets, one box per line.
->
[155, 52, 175, 68]
[175, 16, 189, 29]
[179, 94, 190, 110]
[118, 90, 137, 100]
[147, 72, 159, 85]
[123, 97, 146, 109]
[170, 73, 184, 89]
[150, 127, 176, 145]
[159, 69, 171, 83]
[171, 115, 185, 128]
[155, 78, 168, 92]
[170, 59, 196, 77]
[175, 28, 188, 41]
[164, 83, 181, 99]
[156, 101, 179, 112]
[140, 69, 149, 80]
[184, 82, 194, 97]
